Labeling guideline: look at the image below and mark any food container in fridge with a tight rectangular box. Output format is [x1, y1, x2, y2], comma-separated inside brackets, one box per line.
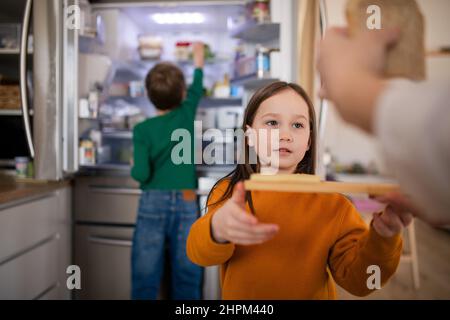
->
[0, 24, 21, 49]
[216, 107, 243, 129]
[196, 108, 216, 129]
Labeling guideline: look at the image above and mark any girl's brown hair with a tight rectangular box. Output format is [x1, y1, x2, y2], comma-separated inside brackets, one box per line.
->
[206, 81, 317, 213]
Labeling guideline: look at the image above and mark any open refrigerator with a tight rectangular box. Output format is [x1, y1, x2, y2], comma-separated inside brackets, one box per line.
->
[75, 0, 300, 299]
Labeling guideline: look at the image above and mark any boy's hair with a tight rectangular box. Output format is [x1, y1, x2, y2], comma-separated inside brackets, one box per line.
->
[145, 62, 186, 111]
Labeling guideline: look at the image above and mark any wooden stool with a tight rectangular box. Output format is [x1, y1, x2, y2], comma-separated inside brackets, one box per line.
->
[401, 219, 420, 289]
[354, 199, 420, 290]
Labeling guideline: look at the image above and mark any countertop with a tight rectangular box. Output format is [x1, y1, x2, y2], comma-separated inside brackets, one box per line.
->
[0, 178, 72, 208]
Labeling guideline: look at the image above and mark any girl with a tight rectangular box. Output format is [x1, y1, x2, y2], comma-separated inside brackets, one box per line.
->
[187, 82, 412, 299]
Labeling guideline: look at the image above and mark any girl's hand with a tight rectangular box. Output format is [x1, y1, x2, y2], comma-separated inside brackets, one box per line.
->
[211, 182, 279, 245]
[372, 203, 413, 238]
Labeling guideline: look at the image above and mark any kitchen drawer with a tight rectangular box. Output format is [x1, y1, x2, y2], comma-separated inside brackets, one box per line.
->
[74, 224, 134, 299]
[36, 283, 61, 300]
[0, 234, 59, 300]
[74, 224, 169, 300]
[0, 192, 58, 263]
[74, 176, 140, 224]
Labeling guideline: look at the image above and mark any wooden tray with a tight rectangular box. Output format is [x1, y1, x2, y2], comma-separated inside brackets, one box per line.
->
[244, 174, 400, 196]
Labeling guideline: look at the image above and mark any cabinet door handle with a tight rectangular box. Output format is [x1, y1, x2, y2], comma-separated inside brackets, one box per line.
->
[89, 187, 142, 195]
[20, 0, 34, 158]
[0, 233, 59, 266]
[88, 236, 133, 247]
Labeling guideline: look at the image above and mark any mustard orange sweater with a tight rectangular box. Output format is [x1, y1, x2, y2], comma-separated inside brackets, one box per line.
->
[187, 179, 403, 299]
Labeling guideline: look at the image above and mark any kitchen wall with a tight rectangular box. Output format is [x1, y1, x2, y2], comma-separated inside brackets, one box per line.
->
[322, 0, 450, 173]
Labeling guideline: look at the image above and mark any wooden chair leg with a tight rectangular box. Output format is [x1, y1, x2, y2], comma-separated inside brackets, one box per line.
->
[408, 220, 420, 289]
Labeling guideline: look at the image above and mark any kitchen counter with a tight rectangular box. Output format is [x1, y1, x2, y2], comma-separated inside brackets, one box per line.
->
[78, 163, 236, 177]
[0, 178, 72, 208]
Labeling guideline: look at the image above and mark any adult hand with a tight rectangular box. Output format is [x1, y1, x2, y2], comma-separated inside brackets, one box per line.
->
[373, 192, 449, 227]
[372, 203, 413, 238]
[317, 27, 400, 132]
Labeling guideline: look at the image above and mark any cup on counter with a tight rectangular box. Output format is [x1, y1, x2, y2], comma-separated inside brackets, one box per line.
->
[15, 157, 29, 178]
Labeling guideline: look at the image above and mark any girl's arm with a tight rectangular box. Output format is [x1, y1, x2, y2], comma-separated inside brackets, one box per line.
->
[186, 181, 236, 267]
[328, 198, 403, 297]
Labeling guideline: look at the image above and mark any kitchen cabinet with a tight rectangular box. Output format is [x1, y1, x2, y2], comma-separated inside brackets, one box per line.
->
[74, 224, 134, 300]
[74, 175, 139, 225]
[73, 173, 172, 299]
[0, 186, 72, 299]
[73, 175, 138, 299]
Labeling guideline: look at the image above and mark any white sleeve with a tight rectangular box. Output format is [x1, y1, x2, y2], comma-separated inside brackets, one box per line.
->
[374, 79, 450, 224]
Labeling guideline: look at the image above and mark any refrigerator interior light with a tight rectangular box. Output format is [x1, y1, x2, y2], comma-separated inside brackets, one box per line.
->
[151, 12, 205, 24]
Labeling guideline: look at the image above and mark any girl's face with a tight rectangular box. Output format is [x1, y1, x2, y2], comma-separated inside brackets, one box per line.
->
[248, 88, 311, 174]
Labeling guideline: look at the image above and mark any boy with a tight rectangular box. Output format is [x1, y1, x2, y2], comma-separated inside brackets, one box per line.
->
[131, 42, 204, 300]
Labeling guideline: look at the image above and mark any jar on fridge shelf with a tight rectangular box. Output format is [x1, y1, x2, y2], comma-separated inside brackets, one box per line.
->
[174, 41, 191, 61]
[79, 98, 90, 118]
[213, 74, 231, 98]
[88, 90, 99, 118]
[246, 0, 271, 23]
[79, 140, 96, 165]
[129, 81, 144, 98]
[256, 45, 270, 78]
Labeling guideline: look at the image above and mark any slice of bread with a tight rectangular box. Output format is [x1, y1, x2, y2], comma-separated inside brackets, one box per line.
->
[346, 0, 426, 80]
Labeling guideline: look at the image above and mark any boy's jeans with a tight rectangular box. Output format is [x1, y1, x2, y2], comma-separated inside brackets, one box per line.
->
[131, 190, 202, 300]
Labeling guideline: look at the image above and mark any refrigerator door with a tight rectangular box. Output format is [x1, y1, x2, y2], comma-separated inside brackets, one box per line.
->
[33, 0, 64, 180]
[62, 0, 79, 176]
[33, 0, 79, 180]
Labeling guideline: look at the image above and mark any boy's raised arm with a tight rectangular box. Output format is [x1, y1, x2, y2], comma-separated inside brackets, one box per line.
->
[183, 42, 205, 114]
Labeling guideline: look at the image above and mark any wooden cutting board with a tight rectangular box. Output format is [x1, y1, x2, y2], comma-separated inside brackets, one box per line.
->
[244, 174, 400, 196]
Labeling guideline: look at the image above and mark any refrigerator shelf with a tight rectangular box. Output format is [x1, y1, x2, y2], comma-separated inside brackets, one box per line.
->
[230, 21, 280, 43]
[79, 116, 99, 120]
[0, 48, 33, 54]
[102, 130, 132, 139]
[0, 109, 33, 116]
[230, 73, 278, 89]
[176, 57, 230, 67]
[199, 97, 242, 108]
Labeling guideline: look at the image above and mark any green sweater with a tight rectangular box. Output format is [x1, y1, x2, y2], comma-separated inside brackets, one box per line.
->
[131, 68, 203, 190]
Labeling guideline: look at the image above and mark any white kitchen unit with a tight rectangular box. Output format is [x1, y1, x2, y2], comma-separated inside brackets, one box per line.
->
[0, 187, 72, 300]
